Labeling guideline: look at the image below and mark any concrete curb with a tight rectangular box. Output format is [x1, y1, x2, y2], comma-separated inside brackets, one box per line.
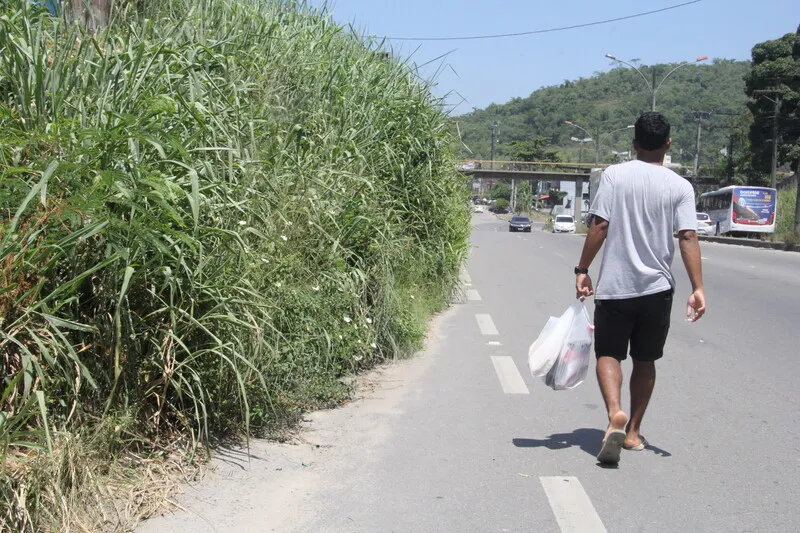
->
[699, 235, 800, 253]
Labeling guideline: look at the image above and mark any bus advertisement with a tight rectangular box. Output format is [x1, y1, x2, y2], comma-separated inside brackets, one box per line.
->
[699, 186, 777, 236]
[732, 188, 776, 226]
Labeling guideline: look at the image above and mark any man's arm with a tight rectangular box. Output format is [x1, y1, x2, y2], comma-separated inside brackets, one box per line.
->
[575, 216, 608, 299]
[678, 229, 706, 321]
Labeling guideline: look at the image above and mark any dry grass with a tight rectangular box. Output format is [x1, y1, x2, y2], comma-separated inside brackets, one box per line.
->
[2, 432, 203, 532]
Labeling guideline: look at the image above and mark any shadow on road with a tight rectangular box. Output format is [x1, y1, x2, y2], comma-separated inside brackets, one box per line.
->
[513, 428, 604, 457]
[512, 429, 672, 460]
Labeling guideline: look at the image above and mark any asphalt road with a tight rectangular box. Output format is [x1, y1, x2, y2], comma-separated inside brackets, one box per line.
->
[139, 213, 800, 533]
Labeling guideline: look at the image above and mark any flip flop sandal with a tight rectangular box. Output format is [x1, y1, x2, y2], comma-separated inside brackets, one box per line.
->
[597, 429, 626, 464]
[624, 439, 647, 451]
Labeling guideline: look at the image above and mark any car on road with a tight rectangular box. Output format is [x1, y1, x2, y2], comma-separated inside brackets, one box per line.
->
[508, 216, 532, 232]
[474, 205, 485, 213]
[696, 212, 714, 235]
[553, 215, 576, 233]
[489, 205, 510, 214]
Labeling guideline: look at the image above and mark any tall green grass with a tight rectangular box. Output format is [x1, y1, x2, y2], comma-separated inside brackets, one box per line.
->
[775, 188, 798, 242]
[0, 0, 470, 529]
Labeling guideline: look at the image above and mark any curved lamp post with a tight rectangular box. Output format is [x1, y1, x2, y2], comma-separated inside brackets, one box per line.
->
[604, 54, 708, 111]
[565, 121, 634, 163]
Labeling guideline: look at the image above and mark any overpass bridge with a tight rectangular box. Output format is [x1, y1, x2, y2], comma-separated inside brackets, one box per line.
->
[458, 160, 720, 223]
[458, 159, 718, 183]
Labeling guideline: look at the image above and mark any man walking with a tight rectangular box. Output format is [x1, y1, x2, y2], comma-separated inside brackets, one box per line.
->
[574, 112, 706, 464]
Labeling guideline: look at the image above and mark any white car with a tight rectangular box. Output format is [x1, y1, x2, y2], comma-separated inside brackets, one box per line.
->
[696, 212, 714, 235]
[553, 215, 576, 233]
[474, 205, 484, 213]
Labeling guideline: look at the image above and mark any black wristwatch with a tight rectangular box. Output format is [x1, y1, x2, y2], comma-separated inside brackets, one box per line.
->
[574, 267, 589, 275]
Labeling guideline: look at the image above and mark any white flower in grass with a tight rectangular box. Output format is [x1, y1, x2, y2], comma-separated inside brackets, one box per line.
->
[370, 343, 377, 349]
[365, 318, 373, 324]
[354, 355, 363, 362]
[312, 286, 320, 291]
[275, 282, 282, 288]
[238, 220, 247, 226]
[280, 235, 288, 241]
[338, 335, 343, 340]
[343, 316, 352, 323]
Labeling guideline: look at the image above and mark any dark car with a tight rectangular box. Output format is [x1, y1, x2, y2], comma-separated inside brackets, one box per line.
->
[489, 205, 510, 214]
[508, 216, 532, 232]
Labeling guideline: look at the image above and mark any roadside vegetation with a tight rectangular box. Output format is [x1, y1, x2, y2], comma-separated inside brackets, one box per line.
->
[0, 0, 470, 530]
[775, 189, 798, 244]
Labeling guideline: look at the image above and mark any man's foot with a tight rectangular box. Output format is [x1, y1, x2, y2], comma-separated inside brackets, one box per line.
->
[624, 434, 647, 451]
[598, 411, 628, 464]
[606, 410, 628, 437]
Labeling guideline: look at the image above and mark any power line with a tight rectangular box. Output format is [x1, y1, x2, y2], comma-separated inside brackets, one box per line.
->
[382, 0, 703, 42]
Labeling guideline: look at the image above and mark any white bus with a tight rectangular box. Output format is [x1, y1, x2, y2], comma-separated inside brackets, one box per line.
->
[698, 186, 777, 236]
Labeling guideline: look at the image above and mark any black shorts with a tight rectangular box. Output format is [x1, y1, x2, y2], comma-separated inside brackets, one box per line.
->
[594, 290, 674, 362]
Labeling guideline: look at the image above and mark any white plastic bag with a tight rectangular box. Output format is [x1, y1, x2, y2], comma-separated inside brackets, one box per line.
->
[545, 301, 594, 390]
[528, 300, 594, 390]
[528, 301, 580, 377]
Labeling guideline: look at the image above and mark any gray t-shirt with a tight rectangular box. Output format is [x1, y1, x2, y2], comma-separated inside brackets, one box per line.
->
[589, 160, 697, 299]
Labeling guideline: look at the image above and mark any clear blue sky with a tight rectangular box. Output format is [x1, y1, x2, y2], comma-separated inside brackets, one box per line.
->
[308, 0, 800, 115]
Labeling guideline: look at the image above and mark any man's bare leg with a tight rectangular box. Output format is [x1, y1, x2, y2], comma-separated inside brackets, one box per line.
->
[596, 356, 629, 435]
[625, 359, 656, 448]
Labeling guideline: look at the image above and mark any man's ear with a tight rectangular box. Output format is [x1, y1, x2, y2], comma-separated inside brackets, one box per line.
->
[665, 138, 673, 151]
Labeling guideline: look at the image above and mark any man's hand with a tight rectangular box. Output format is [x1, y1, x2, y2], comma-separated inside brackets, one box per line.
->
[686, 289, 706, 322]
[576, 274, 594, 301]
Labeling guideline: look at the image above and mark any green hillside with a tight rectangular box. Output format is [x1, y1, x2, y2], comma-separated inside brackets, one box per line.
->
[453, 59, 751, 172]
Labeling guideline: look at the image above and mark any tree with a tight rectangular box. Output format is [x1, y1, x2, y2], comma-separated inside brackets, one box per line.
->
[514, 185, 534, 215]
[489, 182, 511, 201]
[505, 138, 561, 163]
[452, 60, 751, 163]
[709, 111, 765, 186]
[493, 198, 510, 211]
[744, 25, 800, 235]
[744, 27, 800, 174]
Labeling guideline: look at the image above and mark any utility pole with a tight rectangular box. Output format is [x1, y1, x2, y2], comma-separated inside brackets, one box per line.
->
[490, 121, 498, 170]
[753, 88, 783, 189]
[689, 111, 711, 187]
[726, 134, 734, 185]
[770, 96, 781, 190]
[693, 119, 703, 179]
[651, 67, 657, 111]
[511, 179, 516, 212]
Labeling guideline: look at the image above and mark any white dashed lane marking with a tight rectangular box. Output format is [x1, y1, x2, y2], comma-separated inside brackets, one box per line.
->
[540, 477, 608, 533]
[466, 289, 482, 302]
[490, 356, 530, 395]
[475, 314, 499, 336]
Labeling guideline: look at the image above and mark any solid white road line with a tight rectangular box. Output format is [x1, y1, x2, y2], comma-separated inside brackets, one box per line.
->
[475, 314, 499, 335]
[490, 356, 530, 395]
[466, 289, 482, 302]
[540, 477, 608, 533]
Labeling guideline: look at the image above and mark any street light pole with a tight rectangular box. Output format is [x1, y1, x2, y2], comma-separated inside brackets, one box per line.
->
[565, 123, 598, 227]
[596, 125, 635, 163]
[605, 54, 708, 111]
[490, 121, 499, 170]
[566, 121, 634, 164]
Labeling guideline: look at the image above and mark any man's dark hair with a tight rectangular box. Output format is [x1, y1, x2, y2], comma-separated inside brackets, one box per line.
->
[634, 112, 671, 151]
